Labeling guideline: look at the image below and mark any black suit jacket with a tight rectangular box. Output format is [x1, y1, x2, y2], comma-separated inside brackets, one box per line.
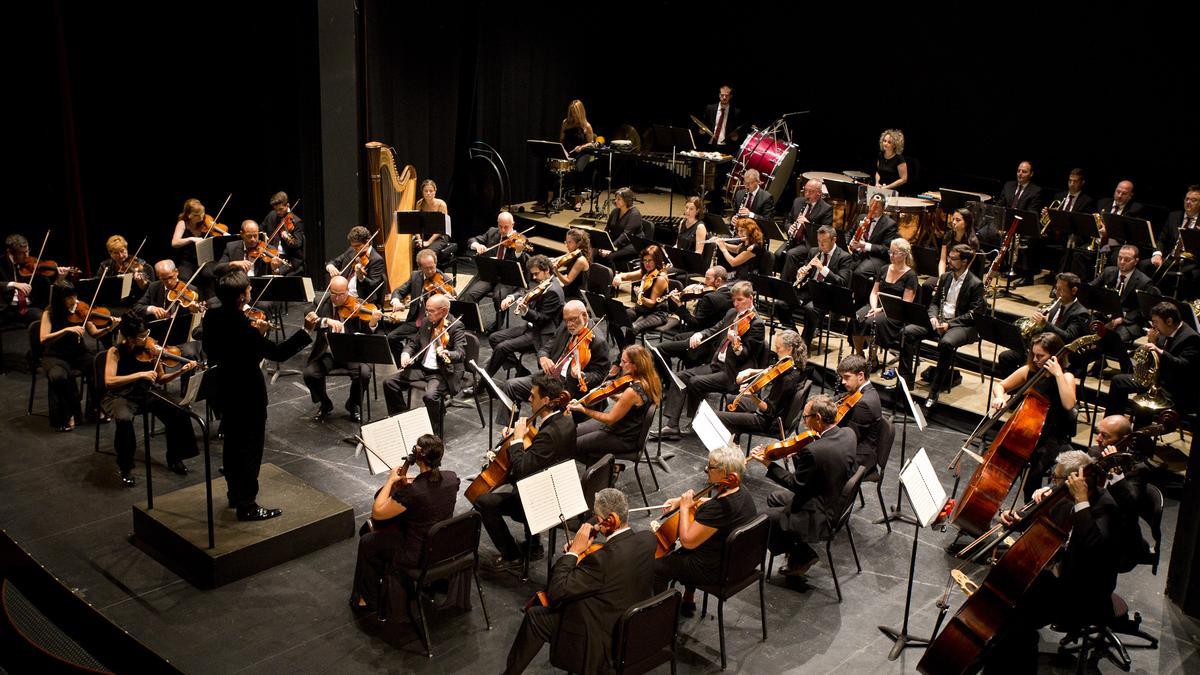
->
[838, 383, 883, 468]
[606, 207, 649, 251]
[467, 227, 529, 267]
[308, 300, 376, 363]
[538, 323, 613, 395]
[508, 410, 576, 483]
[786, 198, 834, 247]
[700, 309, 766, 381]
[202, 304, 312, 410]
[672, 285, 732, 331]
[1057, 490, 1137, 621]
[1158, 323, 1200, 413]
[513, 278, 566, 345]
[731, 188, 776, 229]
[388, 269, 456, 324]
[1043, 299, 1090, 344]
[703, 103, 741, 147]
[807, 246, 855, 287]
[1094, 198, 1147, 220]
[1090, 267, 1156, 325]
[857, 216, 899, 264]
[999, 181, 1044, 211]
[132, 279, 201, 320]
[761, 365, 804, 420]
[1052, 190, 1095, 214]
[261, 209, 305, 263]
[765, 425, 857, 540]
[328, 247, 387, 304]
[402, 315, 469, 392]
[1154, 210, 1198, 258]
[929, 271, 986, 329]
[547, 528, 657, 674]
[217, 240, 274, 277]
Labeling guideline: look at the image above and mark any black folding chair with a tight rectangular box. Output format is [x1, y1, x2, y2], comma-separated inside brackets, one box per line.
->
[693, 513, 770, 670]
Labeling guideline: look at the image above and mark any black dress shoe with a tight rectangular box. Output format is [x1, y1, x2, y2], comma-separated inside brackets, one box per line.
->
[345, 406, 361, 423]
[680, 600, 697, 618]
[311, 404, 333, 422]
[168, 460, 189, 475]
[120, 471, 136, 487]
[237, 504, 283, 521]
[924, 392, 939, 409]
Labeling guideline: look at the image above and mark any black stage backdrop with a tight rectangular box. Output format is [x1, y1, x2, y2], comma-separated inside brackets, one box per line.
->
[14, 2, 1198, 265]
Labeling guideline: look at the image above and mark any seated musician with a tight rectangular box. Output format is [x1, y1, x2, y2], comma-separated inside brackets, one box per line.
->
[302, 275, 381, 422]
[261, 191, 305, 275]
[1041, 169, 1093, 278]
[611, 245, 669, 338]
[717, 330, 807, 442]
[568, 345, 661, 464]
[477, 373, 577, 571]
[502, 487, 656, 675]
[170, 198, 217, 295]
[554, 228, 592, 301]
[96, 234, 150, 298]
[849, 238, 917, 365]
[325, 225, 387, 305]
[494, 300, 610, 407]
[487, 254, 565, 377]
[990, 332, 1077, 501]
[1090, 244, 1157, 373]
[730, 169, 775, 233]
[987, 450, 1143, 672]
[1105, 301, 1200, 418]
[653, 444, 758, 617]
[1096, 179, 1146, 219]
[350, 433, 459, 614]
[899, 244, 986, 408]
[1051, 168, 1095, 214]
[748, 394, 857, 579]
[996, 272, 1090, 378]
[560, 98, 595, 155]
[102, 315, 200, 486]
[218, 220, 286, 278]
[1090, 414, 1153, 538]
[131, 260, 204, 364]
[920, 208, 979, 300]
[659, 265, 732, 336]
[382, 294, 467, 434]
[411, 179, 456, 266]
[675, 196, 709, 257]
[40, 281, 116, 431]
[874, 129, 908, 193]
[385, 248, 455, 347]
[714, 217, 764, 279]
[461, 211, 528, 331]
[998, 160, 1044, 212]
[655, 281, 764, 440]
[847, 194, 899, 281]
[1148, 184, 1200, 295]
[778, 178, 834, 282]
[1, 233, 43, 326]
[790, 225, 855, 347]
[596, 187, 649, 272]
[835, 354, 884, 469]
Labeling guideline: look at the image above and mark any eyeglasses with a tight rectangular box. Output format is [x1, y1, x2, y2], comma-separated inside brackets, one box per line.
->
[705, 464, 720, 471]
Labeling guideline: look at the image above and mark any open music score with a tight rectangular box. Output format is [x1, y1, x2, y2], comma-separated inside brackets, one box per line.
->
[692, 400, 733, 452]
[899, 448, 948, 527]
[516, 460, 588, 535]
[359, 408, 434, 475]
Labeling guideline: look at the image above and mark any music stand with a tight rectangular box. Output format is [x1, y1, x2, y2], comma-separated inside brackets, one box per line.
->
[809, 281, 855, 390]
[1104, 213, 1155, 252]
[1077, 284, 1122, 319]
[1136, 289, 1200, 334]
[147, 315, 195, 346]
[450, 301, 484, 333]
[879, 293, 932, 388]
[76, 274, 134, 306]
[748, 273, 801, 344]
[976, 314, 1026, 411]
[250, 275, 317, 382]
[912, 246, 940, 279]
[329, 333, 394, 433]
[648, 344, 684, 472]
[475, 256, 527, 296]
[652, 124, 697, 153]
[665, 245, 710, 278]
[1045, 208, 1078, 241]
[395, 211, 446, 239]
[937, 188, 984, 216]
[468, 358, 517, 448]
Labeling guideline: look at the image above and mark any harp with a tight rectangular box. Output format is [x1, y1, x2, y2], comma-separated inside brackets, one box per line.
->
[365, 141, 416, 289]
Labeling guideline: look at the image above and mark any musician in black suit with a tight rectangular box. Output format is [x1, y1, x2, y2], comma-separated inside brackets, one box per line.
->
[1, 234, 44, 327]
[261, 191, 304, 275]
[1147, 185, 1200, 295]
[660, 266, 732, 335]
[596, 187, 650, 272]
[704, 85, 741, 151]
[130, 259, 204, 363]
[835, 354, 884, 469]
[503, 487, 656, 674]
[750, 394, 857, 577]
[1095, 180, 1146, 219]
[382, 294, 468, 433]
[655, 282, 764, 439]
[1089, 245, 1157, 372]
[847, 195, 899, 282]
[324, 225, 386, 305]
[1106, 302, 1200, 417]
[717, 330, 806, 439]
[998, 161, 1044, 212]
[778, 179, 835, 281]
[997, 273, 1091, 377]
[899, 245, 986, 407]
[203, 269, 317, 520]
[793, 226, 856, 345]
[477, 373, 577, 571]
[486, 255, 564, 377]
[730, 169, 776, 233]
[461, 212, 529, 331]
[218, 220, 286, 278]
[1050, 168, 1095, 215]
[494, 300, 610, 409]
[384, 248, 455, 347]
[303, 275, 381, 422]
[1040, 169, 1094, 278]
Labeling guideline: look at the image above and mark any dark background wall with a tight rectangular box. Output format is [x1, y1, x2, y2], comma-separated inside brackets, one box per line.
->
[15, 1, 1197, 271]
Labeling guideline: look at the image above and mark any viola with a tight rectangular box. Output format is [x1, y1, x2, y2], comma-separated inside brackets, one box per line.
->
[133, 336, 192, 365]
[336, 296, 379, 323]
[66, 300, 117, 329]
[650, 474, 741, 558]
[727, 356, 794, 411]
[553, 319, 601, 392]
[834, 389, 863, 424]
[165, 280, 201, 308]
[246, 239, 287, 267]
[755, 429, 821, 463]
[552, 248, 582, 271]
[243, 306, 278, 335]
[200, 213, 229, 237]
[571, 375, 634, 408]
[422, 271, 455, 297]
[669, 285, 715, 304]
[635, 267, 665, 307]
[18, 259, 79, 280]
[516, 277, 553, 315]
[498, 231, 528, 250]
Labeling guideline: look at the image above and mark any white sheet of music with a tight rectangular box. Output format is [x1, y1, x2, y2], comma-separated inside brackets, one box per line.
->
[179, 369, 205, 407]
[116, 273, 133, 298]
[516, 460, 589, 535]
[195, 238, 215, 266]
[899, 448, 948, 527]
[360, 408, 434, 475]
[301, 276, 315, 303]
[692, 400, 733, 452]
[470, 360, 515, 414]
[897, 377, 927, 431]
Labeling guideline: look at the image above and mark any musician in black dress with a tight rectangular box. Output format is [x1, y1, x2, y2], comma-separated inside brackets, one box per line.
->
[385, 248, 455, 346]
[325, 225, 387, 305]
[597, 188, 649, 271]
[568, 345, 660, 464]
[612, 245, 669, 338]
[102, 315, 200, 486]
[261, 191, 305, 275]
[351, 434, 459, 613]
[779, 178, 835, 282]
[714, 218, 764, 279]
[990, 332, 1077, 501]
[411, 179, 456, 266]
[1, 234, 44, 327]
[96, 234, 150, 300]
[169, 198, 214, 295]
[461, 211, 528, 330]
[850, 238, 918, 362]
[478, 373, 576, 570]
[487, 255, 564, 377]
[1089, 245, 1156, 373]
[554, 228, 591, 301]
[560, 99, 595, 154]
[39, 281, 115, 431]
[717, 330, 806, 440]
[303, 276, 381, 422]
[675, 196, 709, 255]
[874, 129, 908, 193]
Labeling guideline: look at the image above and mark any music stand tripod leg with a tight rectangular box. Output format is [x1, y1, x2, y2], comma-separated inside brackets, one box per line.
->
[878, 518, 931, 660]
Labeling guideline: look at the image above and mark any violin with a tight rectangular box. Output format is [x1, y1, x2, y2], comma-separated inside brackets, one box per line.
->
[165, 280, 201, 308]
[650, 474, 741, 558]
[498, 231, 528, 250]
[635, 267, 665, 307]
[18, 259, 79, 280]
[336, 296, 379, 323]
[668, 285, 714, 304]
[422, 271, 455, 298]
[516, 277, 553, 316]
[243, 306, 277, 335]
[66, 300, 117, 329]
[199, 213, 230, 237]
[834, 389, 863, 424]
[552, 248, 582, 271]
[754, 429, 821, 463]
[571, 374, 634, 408]
[246, 239, 287, 267]
[727, 356, 794, 411]
[133, 336, 194, 365]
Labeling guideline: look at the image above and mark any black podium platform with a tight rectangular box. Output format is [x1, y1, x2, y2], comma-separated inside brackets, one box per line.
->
[130, 464, 354, 589]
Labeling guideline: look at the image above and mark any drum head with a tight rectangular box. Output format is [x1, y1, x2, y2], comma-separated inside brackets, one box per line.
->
[765, 145, 798, 203]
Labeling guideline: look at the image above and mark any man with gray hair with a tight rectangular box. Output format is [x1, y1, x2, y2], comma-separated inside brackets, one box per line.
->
[730, 169, 775, 232]
[502, 487, 656, 675]
[460, 211, 528, 331]
[778, 178, 834, 280]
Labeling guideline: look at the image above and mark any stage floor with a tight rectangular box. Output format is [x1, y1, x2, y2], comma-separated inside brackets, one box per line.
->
[1, 288, 1197, 673]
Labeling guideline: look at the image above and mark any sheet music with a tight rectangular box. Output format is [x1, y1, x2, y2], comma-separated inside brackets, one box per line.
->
[360, 408, 434, 475]
[648, 345, 686, 391]
[470, 360, 515, 413]
[692, 400, 733, 452]
[179, 368, 205, 407]
[117, 273, 133, 298]
[301, 276, 315, 303]
[195, 238, 215, 266]
[897, 377, 927, 431]
[899, 448, 948, 527]
[516, 460, 589, 535]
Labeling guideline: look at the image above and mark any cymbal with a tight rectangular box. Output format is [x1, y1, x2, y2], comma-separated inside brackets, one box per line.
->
[688, 113, 714, 138]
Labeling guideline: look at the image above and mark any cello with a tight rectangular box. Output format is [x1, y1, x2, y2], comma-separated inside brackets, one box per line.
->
[465, 391, 570, 504]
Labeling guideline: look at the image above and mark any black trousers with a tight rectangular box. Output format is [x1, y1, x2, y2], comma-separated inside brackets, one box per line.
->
[473, 485, 530, 561]
[486, 325, 536, 376]
[103, 389, 198, 473]
[458, 278, 515, 329]
[503, 604, 560, 675]
[383, 367, 451, 434]
[42, 351, 94, 428]
[663, 362, 735, 426]
[716, 406, 772, 438]
[302, 354, 368, 410]
[899, 324, 977, 392]
[778, 242, 811, 283]
[766, 489, 818, 562]
[576, 418, 639, 464]
[222, 406, 268, 508]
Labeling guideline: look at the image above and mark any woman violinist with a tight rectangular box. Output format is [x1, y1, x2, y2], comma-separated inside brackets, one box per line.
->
[612, 244, 670, 338]
[989, 331, 1077, 502]
[714, 217, 764, 279]
[102, 314, 200, 487]
[170, 198, 221, 297]
[567, 345, 661, 465]
[39, 281, 117, 431]
[652, 444, 758, 617]
[97, 235, 150, 295]
[716, 329, 807, 442]
[554, 228, 592, 301]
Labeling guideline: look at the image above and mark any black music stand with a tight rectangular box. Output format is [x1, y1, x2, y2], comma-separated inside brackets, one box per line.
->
[76, 274, 134, 306]
[475, 256, 527, 293]
[1045, 208, 1079, 241]
[1104, 212, 1155, 252]
[913, 246, 940, 279]
[588, 292, 634, 349]
[250, 275, 317, 382]
[937, 188, 984, 216]
[1077, 284, 1122, 319]
[652, 124, 697, 153]
[395, 211, 446, 239]
[976, 314, 1026, 412]
[648, 344, 683, 472]
[1137, 290, 1200, 333]
[148, 315, 195, 346]
[581, 225, 617, 254]
[879, 293, 932, 388]
[329, 333, 394, 429]
[809, 281, 856, 391]
[450, 301, 484, 333]
[748, 273, 801, 343]
[665, 245, 710, 278]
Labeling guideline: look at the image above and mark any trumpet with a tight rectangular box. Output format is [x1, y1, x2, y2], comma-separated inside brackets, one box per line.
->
[1039, 198, 1064, 236]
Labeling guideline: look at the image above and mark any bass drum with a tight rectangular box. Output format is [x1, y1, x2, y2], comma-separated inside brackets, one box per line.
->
[724, 130, 798, 204]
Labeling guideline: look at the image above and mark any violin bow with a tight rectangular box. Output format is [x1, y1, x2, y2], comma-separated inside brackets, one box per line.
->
[126, 236, 149, 274]
[250, 274, 275, 308]
[80, 266, 109, 327]
[27, 230, 50, 280]
[202, 194, 233, 239]
[316, 230, 380, 311]
[400, 315, 462, 369]
[164, 262, 207, 318]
